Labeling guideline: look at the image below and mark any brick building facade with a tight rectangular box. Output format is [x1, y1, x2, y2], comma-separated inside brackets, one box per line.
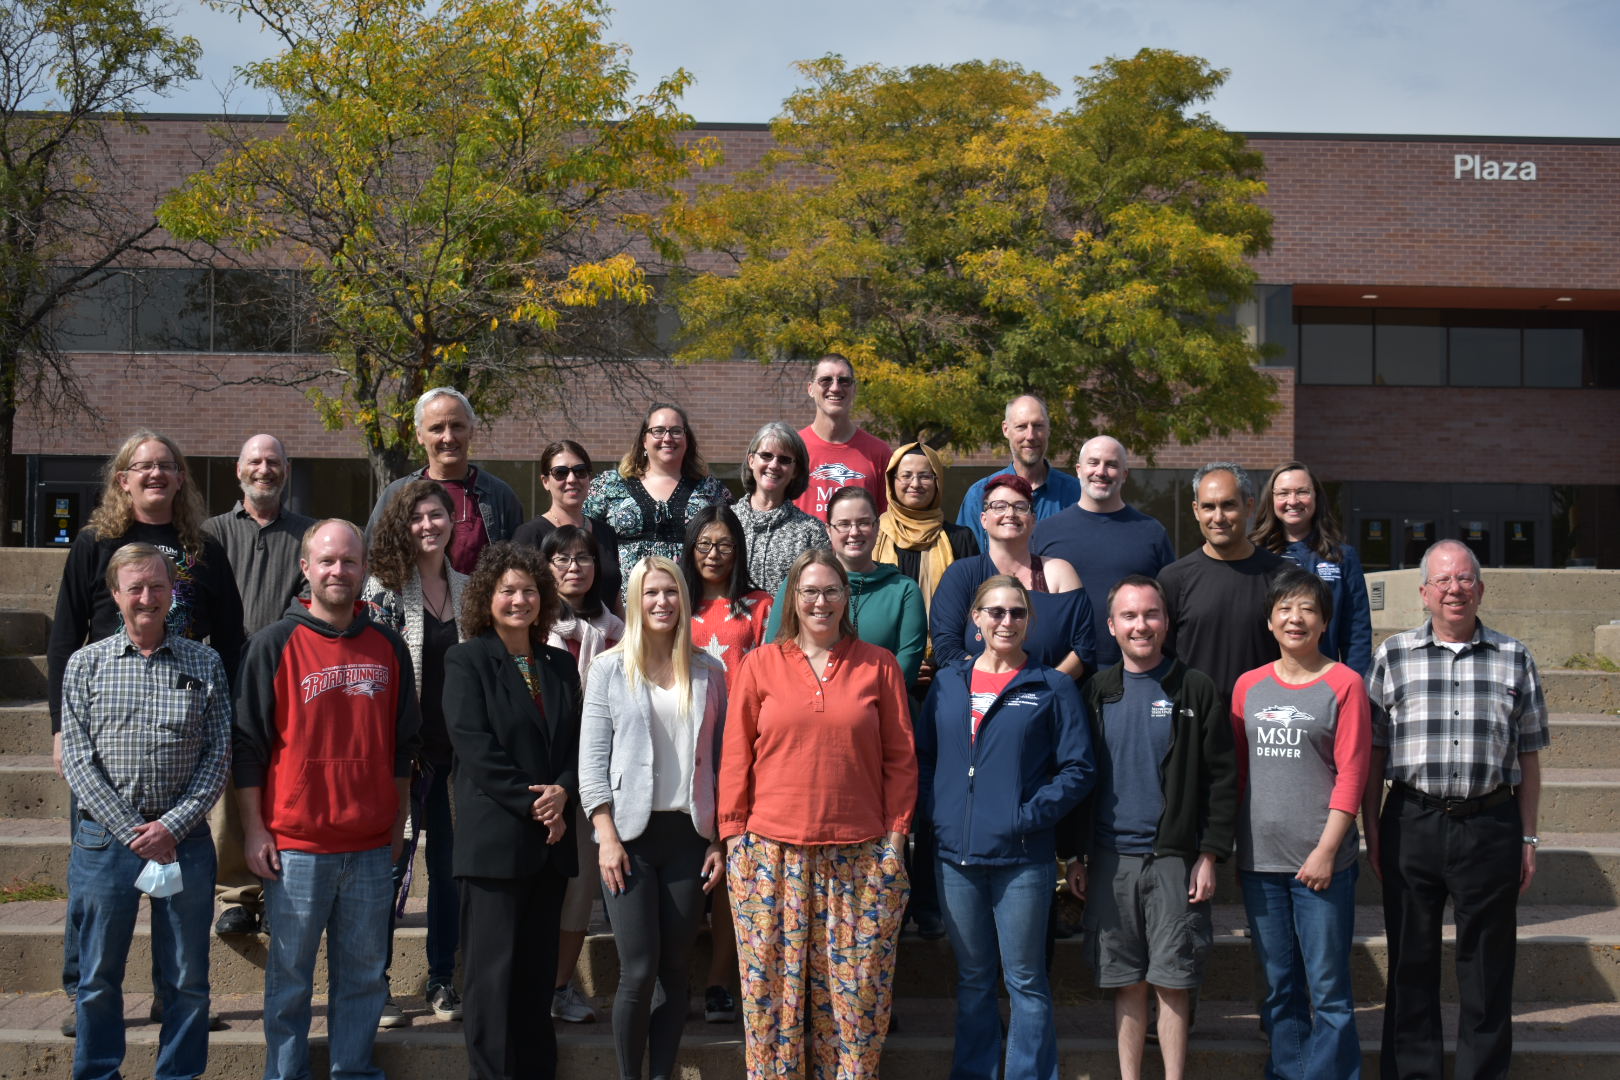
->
[16, 121, 1620, 566]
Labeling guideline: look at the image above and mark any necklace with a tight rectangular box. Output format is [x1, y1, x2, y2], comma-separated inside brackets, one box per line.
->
[798, 638, 839, 681]
[421, 574, 451, 621]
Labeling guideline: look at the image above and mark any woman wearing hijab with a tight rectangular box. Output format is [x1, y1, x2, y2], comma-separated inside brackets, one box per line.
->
[873, 442, 979, 628]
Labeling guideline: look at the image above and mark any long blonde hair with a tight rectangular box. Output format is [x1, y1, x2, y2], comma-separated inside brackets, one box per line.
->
[609, 555, 697, 711]
[86, 430, 208, 561]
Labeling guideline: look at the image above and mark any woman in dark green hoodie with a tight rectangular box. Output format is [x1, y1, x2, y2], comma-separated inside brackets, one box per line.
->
[765, 486, 926, 690]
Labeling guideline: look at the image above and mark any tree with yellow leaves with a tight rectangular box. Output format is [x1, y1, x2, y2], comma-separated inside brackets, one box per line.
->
[674, 49, 1277, 463]
[161, 0, 712, 483]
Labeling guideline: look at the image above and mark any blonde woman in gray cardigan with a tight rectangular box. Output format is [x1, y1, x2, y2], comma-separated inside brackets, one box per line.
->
[579, 556, 727, 1080]
[362, 478, 470, 1023]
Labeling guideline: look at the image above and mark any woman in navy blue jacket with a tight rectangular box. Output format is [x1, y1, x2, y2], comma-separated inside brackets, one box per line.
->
[917, 574, 1095, 1080]
[1250, 461, 1373, 676]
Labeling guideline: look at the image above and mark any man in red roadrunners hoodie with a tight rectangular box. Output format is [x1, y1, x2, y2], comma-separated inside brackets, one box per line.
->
[232, 519, 421, 1080]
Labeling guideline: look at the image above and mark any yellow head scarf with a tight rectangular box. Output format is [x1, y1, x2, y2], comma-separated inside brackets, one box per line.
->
[873, 441, 957, 610]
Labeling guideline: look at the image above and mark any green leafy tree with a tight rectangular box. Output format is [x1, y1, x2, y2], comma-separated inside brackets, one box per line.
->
[0, 0, 199, 544]
[160, 0, 712, 485]
[675, 49, 1277, 462]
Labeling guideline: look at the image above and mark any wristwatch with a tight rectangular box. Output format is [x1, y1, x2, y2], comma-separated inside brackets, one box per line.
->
[1522, 835, 1539, 846]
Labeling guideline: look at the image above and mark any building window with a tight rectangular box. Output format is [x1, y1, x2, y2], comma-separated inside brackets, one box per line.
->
[1374, 312, 1445, 386]
[1298, 309, 1371, 384]
[1291, 303, 1617, 389]
[1449, 327, 1520, 387]
[49, 267, 308, 354]
[1524, 328, 1583, 388]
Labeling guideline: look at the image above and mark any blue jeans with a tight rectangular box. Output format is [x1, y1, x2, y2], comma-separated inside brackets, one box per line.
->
[937, 859, 1058, 1080]
[388, 766, 459, 986]
[1240, 865, 1361, 1080]
[69, 819, 216, 1080]
[262, 847, 393, 1080]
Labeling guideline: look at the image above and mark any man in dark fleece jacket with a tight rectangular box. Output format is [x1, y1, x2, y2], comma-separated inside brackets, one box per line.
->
[233, 520, 420, 1080]
[1062, 574, 1237, 1080]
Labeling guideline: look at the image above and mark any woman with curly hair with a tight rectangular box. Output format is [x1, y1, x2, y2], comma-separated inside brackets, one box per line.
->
[584, 403, 731, 599]
[1250, 461, 1373, 676]
[362, 478, 469, 1023]
[445, 542, 581, 1080]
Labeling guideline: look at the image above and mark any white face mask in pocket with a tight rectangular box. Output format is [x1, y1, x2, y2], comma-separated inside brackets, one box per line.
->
[134, 859, 184, 897]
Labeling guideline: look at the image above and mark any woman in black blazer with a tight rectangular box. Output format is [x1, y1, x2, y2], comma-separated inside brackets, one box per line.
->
[445, 542, 581, 1080]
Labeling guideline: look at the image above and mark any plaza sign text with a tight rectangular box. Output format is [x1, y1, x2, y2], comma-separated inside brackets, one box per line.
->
[1454, 154, 1537, 181]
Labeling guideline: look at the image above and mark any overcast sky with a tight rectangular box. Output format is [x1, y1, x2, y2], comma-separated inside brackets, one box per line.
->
[160, 0, 1617, 138]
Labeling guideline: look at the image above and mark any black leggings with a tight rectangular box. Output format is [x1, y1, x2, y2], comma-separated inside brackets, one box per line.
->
[600, 811, 711, 1080]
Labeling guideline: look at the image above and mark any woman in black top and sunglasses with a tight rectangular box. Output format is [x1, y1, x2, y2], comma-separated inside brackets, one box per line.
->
[515, 439, 622, 611]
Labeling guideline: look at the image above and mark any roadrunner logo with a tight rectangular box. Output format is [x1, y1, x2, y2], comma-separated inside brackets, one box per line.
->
[1255, 704, 1313, 727]
[810, 462, 867, 485]
[301, 664, 392, 704]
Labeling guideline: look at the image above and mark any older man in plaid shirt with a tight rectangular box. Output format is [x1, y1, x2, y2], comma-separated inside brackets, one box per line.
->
[60, 543, 232, 1080]
[1362, 538, 1548, 1080]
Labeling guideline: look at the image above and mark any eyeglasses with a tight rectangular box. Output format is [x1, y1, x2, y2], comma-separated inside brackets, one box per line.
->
[828, 518, 876, 533]
[549, 553, 595, 568]
[895, 471, 935, 485]
[546, 464, 590, 481]
[752, 450, 797, 468]
[797, 586, 846, 602]
[976, 606, 1029, 622]
[815, 375, 855, 389]
[1425, 574, 1479, 591]
[985, 500, 1033, 516]
[126, 460, 181, 475]
[645, 426, 686, 440]
[693, 540, 736, 556]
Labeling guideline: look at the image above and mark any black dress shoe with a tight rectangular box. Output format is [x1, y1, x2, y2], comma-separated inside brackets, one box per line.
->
[214, 906, 260, 936]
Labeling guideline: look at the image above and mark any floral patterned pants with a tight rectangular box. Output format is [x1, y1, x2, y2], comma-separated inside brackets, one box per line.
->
[727, 833, 910, 1080]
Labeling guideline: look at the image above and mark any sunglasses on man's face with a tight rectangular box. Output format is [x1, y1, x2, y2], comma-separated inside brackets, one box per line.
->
[547, 464, 590, 481]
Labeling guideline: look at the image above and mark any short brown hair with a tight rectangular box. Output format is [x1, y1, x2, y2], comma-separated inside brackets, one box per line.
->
[105, 543, 176, 593]
[459, 541, 561, 648]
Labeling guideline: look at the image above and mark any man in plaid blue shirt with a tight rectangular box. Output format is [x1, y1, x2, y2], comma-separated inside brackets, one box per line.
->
[60, 543, 232, 1080]
[1362, 539, 1548, 1080]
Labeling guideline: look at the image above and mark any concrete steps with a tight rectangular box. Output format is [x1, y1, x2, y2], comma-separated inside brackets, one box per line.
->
[6, 818, 1618, 907]
[0, 900, 1616, 1004]
[0, 994, 1615, 1079]
[0, 658, 46, 702]
[1543, 669, 1620, 712]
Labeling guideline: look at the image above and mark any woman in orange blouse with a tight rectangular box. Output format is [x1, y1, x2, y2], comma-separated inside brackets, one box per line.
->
[718, 547, 916, 1080]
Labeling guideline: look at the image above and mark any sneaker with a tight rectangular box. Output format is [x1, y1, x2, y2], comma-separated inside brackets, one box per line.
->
[703, 984, 736, 1023]
[427, 983, 463, 1021]
[550, 983, 597, 1023]
[214, 905, 260, 936]
[60, 1004, 75, 1038]
[377, 998, 411, 1028]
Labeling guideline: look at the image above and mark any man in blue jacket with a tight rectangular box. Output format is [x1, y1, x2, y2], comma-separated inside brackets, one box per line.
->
[955, 395, 1081, 545]
[1064, 574, 1237, 1080]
